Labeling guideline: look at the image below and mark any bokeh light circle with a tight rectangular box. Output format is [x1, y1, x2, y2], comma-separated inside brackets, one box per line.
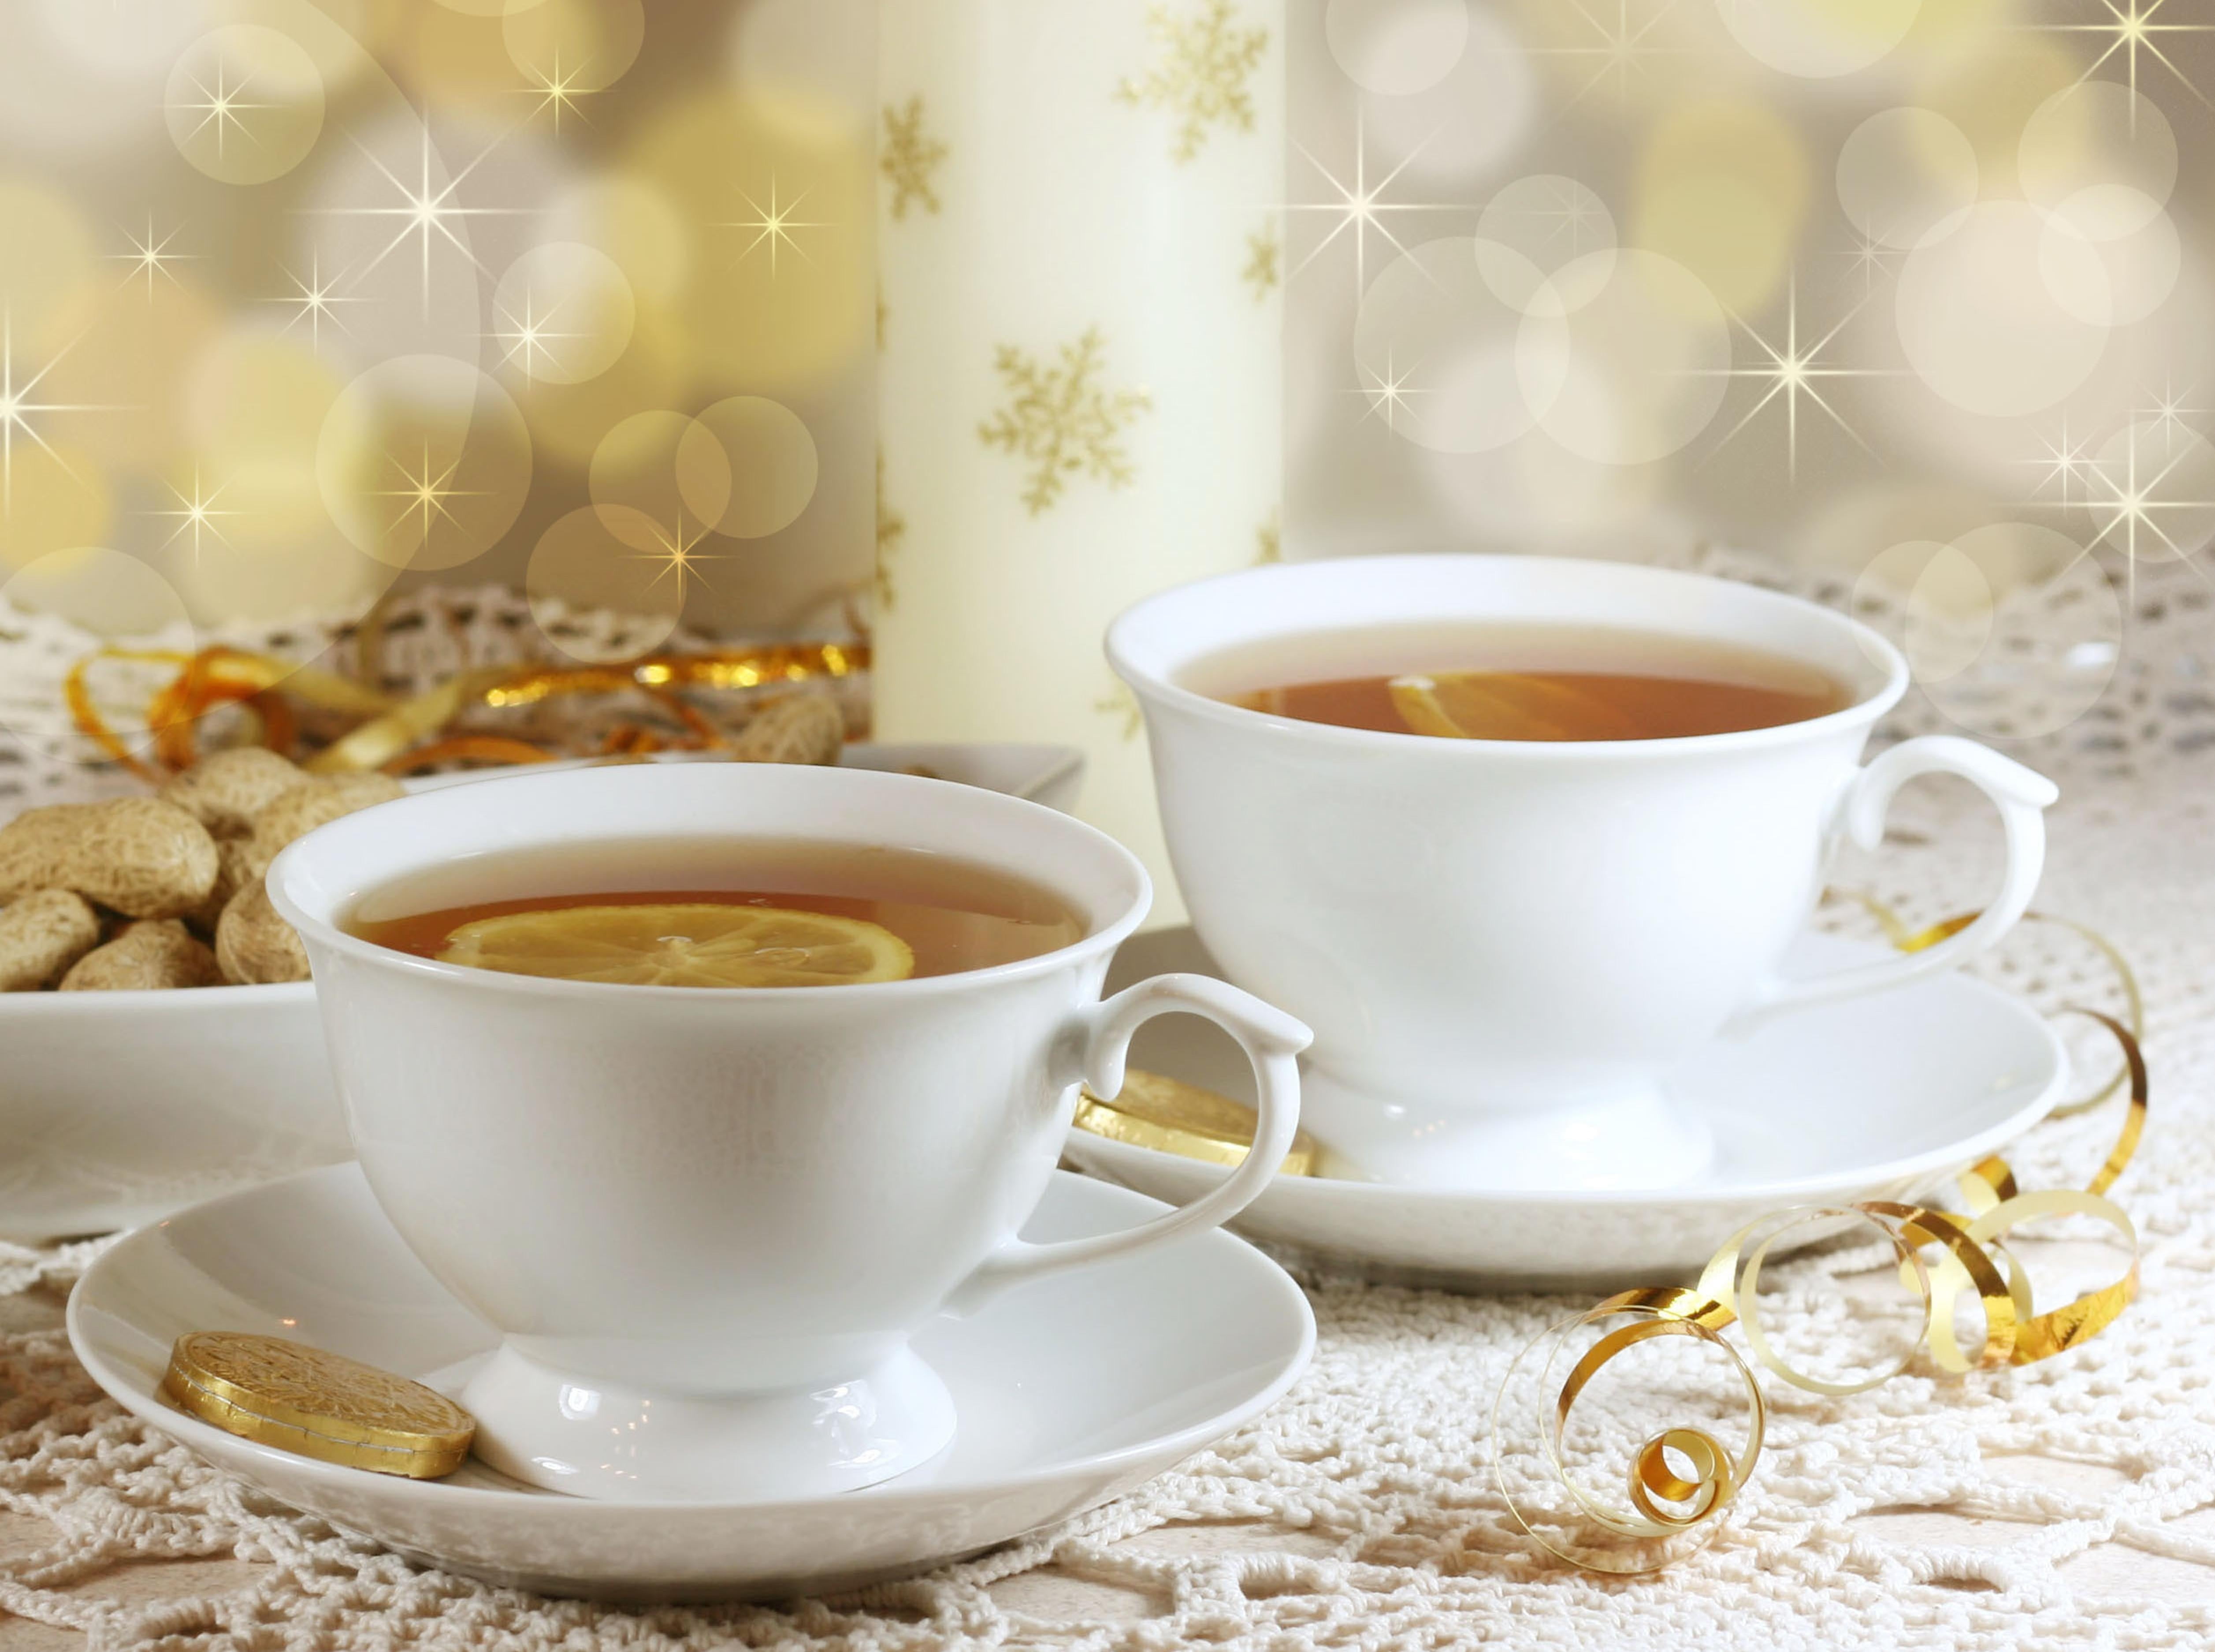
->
[1836, 107, 1977, 250]
[1358, 5, 1532, 181]
[0, 443, 111, 572]
[182, 328, 345, 547]
[2020, 82, 2175, 234]
[543, 174, 692, 306]
[1325, 0, 1469, 95]
[589, 410, 732, 550]
[1717, 0, 1922, 78]
[1354, 238, 1549, 454]
[1476, 175, 1615, 312]
[491, 242, 636, 383]
[1520, 249, 1729, 466]
[1633, 99, 1808, 315]
[1896, 203, 2107, 417]
[165, 26, 325, 185]
[690, 396, 818, 538]
[2040, 193, 2178, 327]
[1855, 528, 2122, 739]
[527, 504, 684, 662]
[1, 547, 191, 640]
[315, 356, 533, 572]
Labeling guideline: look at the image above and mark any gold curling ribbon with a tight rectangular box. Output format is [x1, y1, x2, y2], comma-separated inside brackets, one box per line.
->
[1495, 1000, 2146, 1574]
[65, 643, 867, 780]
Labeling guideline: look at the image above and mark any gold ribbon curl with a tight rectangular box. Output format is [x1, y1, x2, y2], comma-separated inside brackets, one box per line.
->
[1496, 997, 2146, 1574]
[66, 643, 867, 781]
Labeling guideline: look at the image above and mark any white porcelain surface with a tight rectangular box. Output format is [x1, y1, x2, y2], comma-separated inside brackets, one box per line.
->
[1108, 554, 2057, 1191]
[269, 760, 1307, 1503]
[1068, 927, 2068, 1291]
[0, 743, 1083, 1245]
[67, 1163, 1315, 1602]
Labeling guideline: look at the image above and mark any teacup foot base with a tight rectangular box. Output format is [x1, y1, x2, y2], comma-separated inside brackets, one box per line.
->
[1304, 1075, 1715, 1191]
[462, 1343, 955, 1503]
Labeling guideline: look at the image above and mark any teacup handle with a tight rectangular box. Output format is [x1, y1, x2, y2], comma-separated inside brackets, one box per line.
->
[1725, 736, 2059, 1033]
[942, 974, 1310, 1317]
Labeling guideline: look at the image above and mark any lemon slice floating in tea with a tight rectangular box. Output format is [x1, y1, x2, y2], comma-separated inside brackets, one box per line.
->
[435, 904, 915, 988]
[1388, 672, 1641, 742]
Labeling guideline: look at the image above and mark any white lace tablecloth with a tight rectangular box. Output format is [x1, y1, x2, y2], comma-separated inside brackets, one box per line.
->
[2, 562, 2214, 1649]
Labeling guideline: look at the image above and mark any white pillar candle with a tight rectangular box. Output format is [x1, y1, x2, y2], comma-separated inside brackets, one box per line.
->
[876, 0, 1284, 925]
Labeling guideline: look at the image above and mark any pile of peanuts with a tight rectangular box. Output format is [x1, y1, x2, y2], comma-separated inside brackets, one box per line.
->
[0, 751, 401, 992]
[0, 692, 847, 994]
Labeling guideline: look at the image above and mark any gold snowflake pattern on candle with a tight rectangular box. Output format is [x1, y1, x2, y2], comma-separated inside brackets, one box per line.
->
[1095, 680, 1142, 740]
[874, 446, 904, 608]
[1117, 1, 1269, 164]
[880, 96, 947, 220]
[978, 328, 1152, 515]
[1242, 223, 1279, 301]
[1255, 510, 1279, 563]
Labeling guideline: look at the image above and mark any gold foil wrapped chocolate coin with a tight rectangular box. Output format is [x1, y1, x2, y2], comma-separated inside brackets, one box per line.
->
[162, 1332, 475, 1479]
[1074, 1068, 1320, 1176]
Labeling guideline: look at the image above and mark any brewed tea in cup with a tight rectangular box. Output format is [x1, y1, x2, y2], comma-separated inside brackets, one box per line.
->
[1108, 553, 2056, 1192]
[271, 763, 1310, 1504]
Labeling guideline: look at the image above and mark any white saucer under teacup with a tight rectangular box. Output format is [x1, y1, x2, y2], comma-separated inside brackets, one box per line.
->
[67, 1163, 1314, 1603]
[1066, 927, 2068, 1291]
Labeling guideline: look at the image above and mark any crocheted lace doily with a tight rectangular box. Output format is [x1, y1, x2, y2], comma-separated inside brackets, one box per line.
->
[1, 558, 2212, 1649]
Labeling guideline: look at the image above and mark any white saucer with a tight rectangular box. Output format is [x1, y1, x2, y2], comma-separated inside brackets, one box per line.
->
[67, 1164, 1313, 1602]
[1072, 929, 2069, 1290]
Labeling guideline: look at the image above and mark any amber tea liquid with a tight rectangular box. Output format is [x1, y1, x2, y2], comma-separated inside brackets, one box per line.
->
[347, 837, 1086, 981]
[1190, 621, 1850, 742]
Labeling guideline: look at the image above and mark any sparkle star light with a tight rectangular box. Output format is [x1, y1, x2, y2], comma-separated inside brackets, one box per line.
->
[488, 286, 582, 380]
[146, 466, 242, 565]
[2028, 0, 2215, 115]
[2075, 420, 2215, 603]
[313, 122, 528, 316]
[167, 58, 269, 156]
[1347, 346, 1430, 435]
[519, 48, 594, 132]
[2023, 416, 2096, 510]
[0, 308, 127, 516]
[1285, 123, 1461, 293]
[2141, 376, 2201, 453]
[264, 253, 361, 350]
[370, 439, 485, 562]
[1527, 0, 1694, 112]
[109, 214, 198, 298]
[629, 508, 722, 600]
[1693, 283, 1898, 481]
[715, 177, 826, 275]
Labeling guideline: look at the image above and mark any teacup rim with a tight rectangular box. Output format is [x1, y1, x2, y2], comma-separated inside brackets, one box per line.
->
[268, 763, 1152, 1002]
[1106, 552, 1911, 759]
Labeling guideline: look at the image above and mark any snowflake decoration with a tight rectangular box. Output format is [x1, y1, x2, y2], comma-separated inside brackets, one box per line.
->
[1117, 1, 1269, 164]
[881, 96, 948, 220]
[1255, 511, 1280, 564]
[1242, 224, 1280, 301]
[978, 327, 1152, 515]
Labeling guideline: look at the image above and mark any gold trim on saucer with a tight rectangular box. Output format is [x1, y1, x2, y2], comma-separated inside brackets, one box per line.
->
[162, 1332, 475, 1479]
[1074, 1068, 1320, 1176]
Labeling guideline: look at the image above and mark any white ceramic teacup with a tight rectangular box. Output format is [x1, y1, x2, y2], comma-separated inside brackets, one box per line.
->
[270, 763, 1308, 1504]
[1108, 553, 2057, 1191]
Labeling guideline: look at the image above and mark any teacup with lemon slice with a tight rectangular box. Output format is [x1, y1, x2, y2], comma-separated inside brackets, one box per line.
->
[268, 761, 1311, 1503]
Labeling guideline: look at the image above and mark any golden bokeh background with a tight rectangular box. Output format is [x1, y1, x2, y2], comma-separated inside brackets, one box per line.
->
[0, 0, 873, 657]
[1292, 0, 2210, 737]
